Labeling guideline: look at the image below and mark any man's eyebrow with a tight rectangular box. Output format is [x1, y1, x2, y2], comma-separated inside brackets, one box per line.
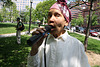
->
[48, 12, 52, 14]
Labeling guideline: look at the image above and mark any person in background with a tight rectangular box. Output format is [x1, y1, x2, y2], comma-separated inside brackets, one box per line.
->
[16, 17, 22, 44]
[27, 0, 90, 67]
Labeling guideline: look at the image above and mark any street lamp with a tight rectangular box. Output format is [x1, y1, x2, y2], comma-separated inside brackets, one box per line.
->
[29, 0, 33, 34]
[3, 0, 7, 22]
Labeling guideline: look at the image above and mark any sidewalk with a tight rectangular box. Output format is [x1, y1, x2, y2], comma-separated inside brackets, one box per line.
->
[0, 29, 36, 38]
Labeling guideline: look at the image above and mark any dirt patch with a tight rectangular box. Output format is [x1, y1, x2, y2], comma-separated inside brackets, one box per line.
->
[86, 50, 100, 66]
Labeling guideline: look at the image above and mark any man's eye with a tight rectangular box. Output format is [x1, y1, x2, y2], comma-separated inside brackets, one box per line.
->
[48, 14, 52, 18]
[56, 14, 60, 17]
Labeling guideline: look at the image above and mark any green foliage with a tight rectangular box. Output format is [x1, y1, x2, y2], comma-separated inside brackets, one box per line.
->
[0, 7, 8, 21]
[86, 12, 98, 26]
[24, 6, 30, 23]
[1, 0, 13, 7]
[0, 13, 3, 22]
[71, 18, 77, 26]
[71, 14, 84, 26]
[9, 2, 19, 22]
[33, 0, 56, 23]
[91, 12, 98, 26]
[0, 2, 19, 22]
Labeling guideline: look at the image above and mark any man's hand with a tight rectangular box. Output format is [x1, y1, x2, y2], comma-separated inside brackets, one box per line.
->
[30, 28, 48, 56]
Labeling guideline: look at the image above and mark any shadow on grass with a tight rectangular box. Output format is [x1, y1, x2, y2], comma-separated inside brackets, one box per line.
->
[0, 35, 31, 67]
[0, 23, 16, 28]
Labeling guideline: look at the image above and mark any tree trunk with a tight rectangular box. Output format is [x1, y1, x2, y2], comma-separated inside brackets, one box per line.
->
[84, 0, 93, 51]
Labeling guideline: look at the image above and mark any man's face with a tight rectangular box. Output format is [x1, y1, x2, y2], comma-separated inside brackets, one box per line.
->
[17, 19, 20, 22]
[47, 9, 68, 37]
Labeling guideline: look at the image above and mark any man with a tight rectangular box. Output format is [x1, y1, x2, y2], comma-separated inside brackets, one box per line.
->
[27, 0, 90, 67]
[16, 17, 22, 44]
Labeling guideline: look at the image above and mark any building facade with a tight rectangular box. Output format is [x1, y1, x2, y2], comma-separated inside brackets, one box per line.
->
[70, 0, 100, 28]
[12, 0, 43, 12]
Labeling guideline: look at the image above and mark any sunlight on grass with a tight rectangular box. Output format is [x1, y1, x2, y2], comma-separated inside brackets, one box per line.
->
[0, 23, 39, 34]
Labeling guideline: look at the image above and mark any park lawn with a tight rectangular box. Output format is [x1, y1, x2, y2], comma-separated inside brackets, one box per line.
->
[0, 35, 31, 67]
[0, 23, 38, 34]
[0, 32, 100, 67]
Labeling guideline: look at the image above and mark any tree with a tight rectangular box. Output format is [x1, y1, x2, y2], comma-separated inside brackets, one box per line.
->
[33, 0, 56, 23]
[69, 0, 99, 51]
[71, 18, 77, 26]
[0, 13, 3, 22]
[76, 14, 84, 26]
[1, 0, 13, 7]
[24, 6, 30, 23]
[0, 2, 19, 22]
[8, 2, 19, 22]
[0, 6, 8, 22]
[71, 14, 84, 26]
[84, 0, 98, 51]
[86, 12, 98, 26]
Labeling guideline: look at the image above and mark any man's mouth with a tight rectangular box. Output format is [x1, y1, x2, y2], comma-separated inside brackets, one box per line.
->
[51, 26, 56, 31]
[48, 25, 56, 31]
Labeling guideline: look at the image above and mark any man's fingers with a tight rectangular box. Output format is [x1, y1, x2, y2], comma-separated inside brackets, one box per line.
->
[32, 28, 46, 35]
[32, 31, 39, 35]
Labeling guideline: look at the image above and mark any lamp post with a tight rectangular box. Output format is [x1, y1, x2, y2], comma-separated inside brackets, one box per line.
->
[29, 0, 33, 34]
[3, 0, 7, 22]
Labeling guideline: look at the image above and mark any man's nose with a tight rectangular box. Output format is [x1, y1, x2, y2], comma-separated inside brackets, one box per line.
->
[49, 15, 55, 21]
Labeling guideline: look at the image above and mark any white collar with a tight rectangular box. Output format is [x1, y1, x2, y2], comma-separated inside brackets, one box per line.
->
[47, 30, 68, 41]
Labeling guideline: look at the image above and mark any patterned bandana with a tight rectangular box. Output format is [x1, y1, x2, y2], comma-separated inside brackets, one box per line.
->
[50, 0, 71, 23]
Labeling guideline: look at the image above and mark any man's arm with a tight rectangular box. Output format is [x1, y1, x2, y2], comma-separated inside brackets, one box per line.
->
[27, 28, 48, 67]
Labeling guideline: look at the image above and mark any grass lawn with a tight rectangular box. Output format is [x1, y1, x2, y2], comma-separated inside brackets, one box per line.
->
[0, 23, 39, 34]
[0, 35, 31, 67]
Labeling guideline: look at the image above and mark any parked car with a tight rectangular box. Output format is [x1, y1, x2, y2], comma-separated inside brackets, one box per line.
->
[84, 29, 98, 37]
[76, 27, 84, 33]
[89, 30, 98, 37]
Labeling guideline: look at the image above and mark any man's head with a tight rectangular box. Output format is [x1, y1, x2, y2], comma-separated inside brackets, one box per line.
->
[49, 0, 71, 23]
[47, 0, 71, 37]
[17, 17, 20, 22]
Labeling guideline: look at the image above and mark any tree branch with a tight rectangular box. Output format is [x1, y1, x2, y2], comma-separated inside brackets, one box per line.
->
[69, 1, 90, 9]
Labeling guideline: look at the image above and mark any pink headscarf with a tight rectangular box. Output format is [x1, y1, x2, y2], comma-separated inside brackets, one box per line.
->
[50, 0, 71, 23]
